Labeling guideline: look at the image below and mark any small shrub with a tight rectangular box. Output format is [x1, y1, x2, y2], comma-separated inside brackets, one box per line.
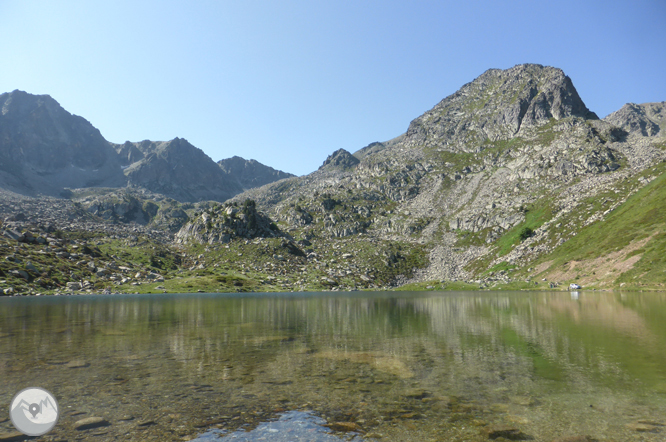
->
[519, 227, 534, 241]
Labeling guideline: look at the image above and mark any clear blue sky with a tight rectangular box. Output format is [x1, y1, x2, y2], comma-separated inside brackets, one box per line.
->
[2, 1, 665, 176]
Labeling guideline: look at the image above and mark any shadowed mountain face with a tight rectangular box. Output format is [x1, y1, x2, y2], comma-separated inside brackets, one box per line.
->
[0, 90, 125, 195]
[0, 90, 292, 202]
[119, 138, 245, 203]
[217, 156, 295, 190]
[604, 102, 665, 137]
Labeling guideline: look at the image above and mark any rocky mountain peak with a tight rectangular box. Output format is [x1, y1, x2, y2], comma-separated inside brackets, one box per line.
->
[0, 90, 114, 169]
[404, 63, 598, 152]
[319, 149, 360, 171]
[0, 90, 124, 194]
[604, 102, 665, 137]
[217, 156, 295, 190]
[122, 138, 244, 203]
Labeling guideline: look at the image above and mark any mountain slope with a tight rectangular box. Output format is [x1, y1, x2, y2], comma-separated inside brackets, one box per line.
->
[604, 102, 665, 138]
[118, 138, 244, 202]
[518, 158, 666, 290]
[403, 64, 598, 151]
[224, 63, 666, 289]
[0, 90, 294, 203]
[0, 90, 124, 195]
[2, 65, 666, 295]
[217, 156, 295, 190]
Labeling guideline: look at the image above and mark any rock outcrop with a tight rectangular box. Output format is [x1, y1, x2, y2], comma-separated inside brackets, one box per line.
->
[319, 149, 360, 171]
[175, 199, 280, 244]
[76, 189, 190, 232]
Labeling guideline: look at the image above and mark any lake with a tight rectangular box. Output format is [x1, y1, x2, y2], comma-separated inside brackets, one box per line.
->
[1, 291, 665, 441]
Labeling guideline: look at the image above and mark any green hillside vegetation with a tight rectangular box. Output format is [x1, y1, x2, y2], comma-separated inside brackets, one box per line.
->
[531, 161, 666, 289]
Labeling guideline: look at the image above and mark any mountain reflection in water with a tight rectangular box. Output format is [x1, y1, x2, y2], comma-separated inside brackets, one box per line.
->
[0, 291, 665, 441]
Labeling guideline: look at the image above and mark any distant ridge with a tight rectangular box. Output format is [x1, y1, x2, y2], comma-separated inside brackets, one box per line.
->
[217, 156, 295, 190]
[0, 90, 293, 202]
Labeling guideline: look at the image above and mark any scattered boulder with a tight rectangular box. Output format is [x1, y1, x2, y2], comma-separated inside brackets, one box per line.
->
[3, 230, 24, 242]
[281, 240, 306, 257]
[9, 270, 29, 280]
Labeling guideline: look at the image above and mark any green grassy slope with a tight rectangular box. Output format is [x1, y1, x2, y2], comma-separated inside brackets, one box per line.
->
[531, 161, 666, 289]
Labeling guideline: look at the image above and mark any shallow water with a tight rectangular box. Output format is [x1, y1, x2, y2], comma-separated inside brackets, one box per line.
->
[1, 291, 665, 441]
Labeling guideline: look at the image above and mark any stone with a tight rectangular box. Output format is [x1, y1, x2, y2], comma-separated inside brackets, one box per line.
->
[74, 416, 110, 430]
[66, 282, 82, 291]
[4, 230, 24, 242]
[325, 422, 359, 432]
[0, 431, 26, 441]
[66, 360, 90, 368]
[9, 270, 29, 280]
[483, 425, 525, 440]
[625, 421, 660, 432]
[403, 388, 430, 399]
[550, 436, 598, 442]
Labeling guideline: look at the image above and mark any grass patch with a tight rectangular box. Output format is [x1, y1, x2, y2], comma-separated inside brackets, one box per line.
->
[495, 200, 553, 257]
[533, 162, 666, 287]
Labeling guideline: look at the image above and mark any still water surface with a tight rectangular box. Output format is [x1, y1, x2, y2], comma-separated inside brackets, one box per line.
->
[1, 291, 665, 441]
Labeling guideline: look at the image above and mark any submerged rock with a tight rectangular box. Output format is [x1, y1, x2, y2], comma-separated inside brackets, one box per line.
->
[74, 416, 110, 430]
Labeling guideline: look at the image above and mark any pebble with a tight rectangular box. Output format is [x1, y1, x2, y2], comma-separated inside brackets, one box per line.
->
[625, 421, 662, 432]
[74, 416, 110, 430]
[66, 360, 90, 368]
[483, 425, 524, 440]
[326, 421, 360, 432]
[550, 436, 598, 442]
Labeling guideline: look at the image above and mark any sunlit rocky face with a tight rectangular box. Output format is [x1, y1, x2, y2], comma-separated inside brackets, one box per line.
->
[1, 291, 665, 441]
